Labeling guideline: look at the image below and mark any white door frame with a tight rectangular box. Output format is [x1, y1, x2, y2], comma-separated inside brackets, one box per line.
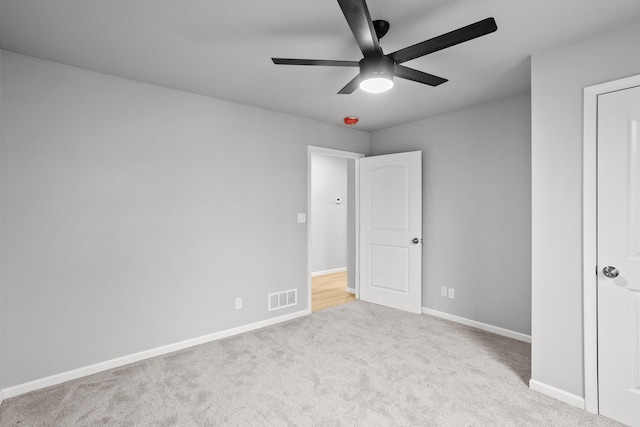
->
[583, 73, 640, 414]
[307, 146, 365, 312]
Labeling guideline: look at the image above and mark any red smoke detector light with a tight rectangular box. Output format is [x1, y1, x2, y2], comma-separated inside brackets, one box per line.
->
[343, 116, 359, 126]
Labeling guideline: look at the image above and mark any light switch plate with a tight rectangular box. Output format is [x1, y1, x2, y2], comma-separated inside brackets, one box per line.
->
[297, 213, 306, 223]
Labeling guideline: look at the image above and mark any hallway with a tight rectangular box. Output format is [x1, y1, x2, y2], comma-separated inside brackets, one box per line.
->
[311, 271, 355, 312]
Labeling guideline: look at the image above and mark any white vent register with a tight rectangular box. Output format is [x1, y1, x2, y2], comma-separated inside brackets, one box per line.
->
[268, 289, 297, 311]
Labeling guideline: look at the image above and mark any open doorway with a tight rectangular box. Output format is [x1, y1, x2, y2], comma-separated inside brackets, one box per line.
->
[307, 146, 364, 312]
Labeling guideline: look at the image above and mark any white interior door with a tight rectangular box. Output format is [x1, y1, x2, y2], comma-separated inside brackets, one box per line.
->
[359, 151, 422, 313]
[597, 84, 640, 426]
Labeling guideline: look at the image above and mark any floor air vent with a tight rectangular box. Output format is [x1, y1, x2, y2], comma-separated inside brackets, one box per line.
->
[268, 289, 297, 311]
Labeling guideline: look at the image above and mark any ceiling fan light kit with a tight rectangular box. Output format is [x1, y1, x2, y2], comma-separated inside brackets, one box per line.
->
[359, 76, 393, 93]
[271, 0, 497, 95]
[359, 56, 394, 93]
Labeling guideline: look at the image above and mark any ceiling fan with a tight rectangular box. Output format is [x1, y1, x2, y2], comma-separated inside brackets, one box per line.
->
[272, 0, 497, 94]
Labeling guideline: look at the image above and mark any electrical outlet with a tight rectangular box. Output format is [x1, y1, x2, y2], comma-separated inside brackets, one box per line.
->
[440, 286, 447, 297]
[235, 297, 242, 309]
[448, 288, 455, 299]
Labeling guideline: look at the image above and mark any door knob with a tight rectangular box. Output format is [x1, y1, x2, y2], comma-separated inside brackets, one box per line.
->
[411, 238, 420, 244]
[602, 266, 619, 278]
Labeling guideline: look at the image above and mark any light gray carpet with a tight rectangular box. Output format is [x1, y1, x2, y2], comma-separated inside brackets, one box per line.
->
[0, 301, 623, 426]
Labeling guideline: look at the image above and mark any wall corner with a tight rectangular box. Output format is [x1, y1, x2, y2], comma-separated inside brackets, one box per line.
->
[0, 47, 6, 399]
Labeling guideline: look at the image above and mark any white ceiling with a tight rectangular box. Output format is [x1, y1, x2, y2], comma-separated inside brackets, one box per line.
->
[1, 0, 640, 131]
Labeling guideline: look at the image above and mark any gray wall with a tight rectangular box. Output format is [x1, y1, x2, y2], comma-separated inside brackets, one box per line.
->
[346, 159, 356, 291]
[310, 155, 348, 273]
[371, 93, 531, 335]
[0, 51, 369, 388]
[0, 49, 5, 393]
[531, 19, 640, 398]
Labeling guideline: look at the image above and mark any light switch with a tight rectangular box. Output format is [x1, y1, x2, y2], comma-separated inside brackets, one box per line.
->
[297, 213, 306, 223]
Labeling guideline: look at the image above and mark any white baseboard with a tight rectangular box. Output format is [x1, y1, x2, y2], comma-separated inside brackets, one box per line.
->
[346, 287, 356, 295]
[311, 267, 347, 277]
[0, 309, 310, 400]
[421, 307, 531, 343]
[529, 379, 585, 409]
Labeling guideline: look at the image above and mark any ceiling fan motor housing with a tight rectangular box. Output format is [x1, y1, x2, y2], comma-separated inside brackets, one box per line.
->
[358, 56, 395, 92]
[359, 56, 395, 79]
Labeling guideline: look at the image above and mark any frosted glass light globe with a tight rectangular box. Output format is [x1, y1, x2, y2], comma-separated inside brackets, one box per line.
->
[360, 77, 394, 93]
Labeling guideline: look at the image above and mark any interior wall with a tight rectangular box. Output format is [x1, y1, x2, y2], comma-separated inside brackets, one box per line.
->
[370, 93, 532, 335]
[0, 51, 369, 389]
[310, 155, 348, 274]
[346, 159, 356, 291]
[0, 48, 5, 396]
[531, 19, 640, 399]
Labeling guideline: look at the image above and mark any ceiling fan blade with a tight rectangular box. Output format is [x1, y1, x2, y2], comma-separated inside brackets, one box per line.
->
[394, 65, 447, 86]
[338, 74, 361, 94]
[390, 17, 497, 64]
[337, 0, 382, 58]
[272, 58, 359, 67]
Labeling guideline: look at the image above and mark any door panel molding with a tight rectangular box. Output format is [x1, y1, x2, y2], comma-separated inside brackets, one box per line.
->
[583, 73, 640, 414]
[629, 120, 640, 258]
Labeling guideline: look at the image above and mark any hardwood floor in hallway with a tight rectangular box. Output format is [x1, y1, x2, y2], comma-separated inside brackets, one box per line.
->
[312, 271, 356, 312]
